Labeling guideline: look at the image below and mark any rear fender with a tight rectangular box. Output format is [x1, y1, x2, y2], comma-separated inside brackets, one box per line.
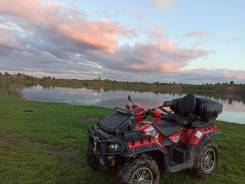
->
[198, 131, 222, 146]
[193, 131, 221, 164]
[188, 126, 221, 145]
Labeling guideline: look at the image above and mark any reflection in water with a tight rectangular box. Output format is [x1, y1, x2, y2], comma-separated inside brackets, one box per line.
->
[22, 86, 245, 124]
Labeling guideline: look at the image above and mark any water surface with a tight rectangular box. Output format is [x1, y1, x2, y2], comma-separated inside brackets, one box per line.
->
[22, 86, 245, 124]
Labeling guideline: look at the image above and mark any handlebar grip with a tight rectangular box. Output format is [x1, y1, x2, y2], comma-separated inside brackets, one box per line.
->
[163, 100, 172, 107]
[161, 108, 169, 113]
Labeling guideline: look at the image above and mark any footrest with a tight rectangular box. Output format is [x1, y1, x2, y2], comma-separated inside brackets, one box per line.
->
[168, 161, 192, 173]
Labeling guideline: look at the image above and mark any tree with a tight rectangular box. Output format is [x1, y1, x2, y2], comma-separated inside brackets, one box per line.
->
[154, 81, 159, 85]
[229, 81, 234, 85]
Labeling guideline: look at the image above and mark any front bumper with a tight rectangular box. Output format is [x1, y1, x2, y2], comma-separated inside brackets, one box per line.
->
[88, 125, 127, 156]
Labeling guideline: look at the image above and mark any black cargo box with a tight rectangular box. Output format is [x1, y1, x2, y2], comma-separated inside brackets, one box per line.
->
[169, 95, 223, 122]
[98, 107, 135, 133]
[196, 98, 223, 122]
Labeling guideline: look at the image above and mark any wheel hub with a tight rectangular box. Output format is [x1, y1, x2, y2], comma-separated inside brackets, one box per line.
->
[130, 167, 153, 184]
[201, 149, 216, 172]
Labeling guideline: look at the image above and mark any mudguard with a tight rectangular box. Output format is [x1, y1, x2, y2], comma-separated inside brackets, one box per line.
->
[198, 131, 222, 146]
[187, 124, 221, 145]
[122, 144, 163, 158]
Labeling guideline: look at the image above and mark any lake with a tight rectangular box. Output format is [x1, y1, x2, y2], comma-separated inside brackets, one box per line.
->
[21, 85, 245, 124]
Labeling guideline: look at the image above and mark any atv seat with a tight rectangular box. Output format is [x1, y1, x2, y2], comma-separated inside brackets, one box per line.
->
[153, 120, 183, 137]
[166, 94, 197, 126]
[166, 113, 189, 125]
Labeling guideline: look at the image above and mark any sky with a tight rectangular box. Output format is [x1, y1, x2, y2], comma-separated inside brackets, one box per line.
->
[0, 0, 244, 83]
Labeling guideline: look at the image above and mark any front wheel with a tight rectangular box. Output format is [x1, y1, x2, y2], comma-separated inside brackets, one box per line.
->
[191, 140, 219, 178]
[118, 155, 160, 184]
[87, 144, 100, 171]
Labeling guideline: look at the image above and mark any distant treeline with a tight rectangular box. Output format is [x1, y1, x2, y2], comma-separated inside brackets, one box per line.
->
[1, 72, 245, 102]
[0, 72, 182, 93]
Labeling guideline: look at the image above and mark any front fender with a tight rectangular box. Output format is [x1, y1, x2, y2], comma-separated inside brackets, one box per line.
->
[122, 144, 163, 158]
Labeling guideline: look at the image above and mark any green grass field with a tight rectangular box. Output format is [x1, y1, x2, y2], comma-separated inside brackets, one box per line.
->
[0, 89, 244, 184]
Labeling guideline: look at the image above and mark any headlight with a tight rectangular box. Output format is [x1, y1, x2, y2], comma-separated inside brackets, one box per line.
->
[107, 143, 122, 153]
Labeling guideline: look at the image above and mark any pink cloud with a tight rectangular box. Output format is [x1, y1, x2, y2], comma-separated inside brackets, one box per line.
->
[0, 0, 212, 78]
[223, 69, 245, 80]
[0, 0, 129, 53]
[91, 41, 210, 73]
[54, 20, 128, 53]
[0, 0, 45, 23]
[151, 26, 164, 38]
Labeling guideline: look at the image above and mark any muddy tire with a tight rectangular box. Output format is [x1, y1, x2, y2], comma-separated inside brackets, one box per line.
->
[87, 144, 100, 171]
[191, 140, 219, 178]
[118, 155, 160, 184]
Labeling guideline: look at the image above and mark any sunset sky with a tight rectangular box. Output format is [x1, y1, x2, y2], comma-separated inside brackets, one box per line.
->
[0, 0, 244, 83]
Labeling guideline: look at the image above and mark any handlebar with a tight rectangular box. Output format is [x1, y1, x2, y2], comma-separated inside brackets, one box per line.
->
[159, 106, 169, 113]
[162, 100, 173, 107]
[125, 96, 171, 118]
[145, 105, 170, 117]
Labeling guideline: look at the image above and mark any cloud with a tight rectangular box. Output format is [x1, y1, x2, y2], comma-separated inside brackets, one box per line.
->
[152, 0, 173, 10]
[151, 26, 164, 38]
[0, 0, 129, 53]
[0, 29, 22, 50]
[184, 31, 214, 39]
[171, 69, 245, 83]
[222, 69, 245, 80]
[0, 0, 243, 83]
[0, 0, 210, 75]
[89, 41, 210, 73]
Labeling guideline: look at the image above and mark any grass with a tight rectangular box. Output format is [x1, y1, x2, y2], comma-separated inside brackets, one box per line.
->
[0, 89, 244, 184]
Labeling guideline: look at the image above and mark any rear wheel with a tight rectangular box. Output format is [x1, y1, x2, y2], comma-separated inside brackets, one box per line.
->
[87, 144, 100, 171]
[118, 155, 160, 184]
[191, 141, 219, 178]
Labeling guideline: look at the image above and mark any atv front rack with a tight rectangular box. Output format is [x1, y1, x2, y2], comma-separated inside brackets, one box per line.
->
[114, 107, 134, 115]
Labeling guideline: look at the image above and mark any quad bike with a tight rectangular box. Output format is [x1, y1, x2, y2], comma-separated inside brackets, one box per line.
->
[87, 94, 223, 184]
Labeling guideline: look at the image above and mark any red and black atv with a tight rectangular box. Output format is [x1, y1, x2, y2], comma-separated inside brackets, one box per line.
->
[87, 94, 223, 184]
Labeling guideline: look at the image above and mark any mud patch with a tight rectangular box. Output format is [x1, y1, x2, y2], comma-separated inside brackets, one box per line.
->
[0, 133, 18, 145]
[23, 109, 34, 112]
